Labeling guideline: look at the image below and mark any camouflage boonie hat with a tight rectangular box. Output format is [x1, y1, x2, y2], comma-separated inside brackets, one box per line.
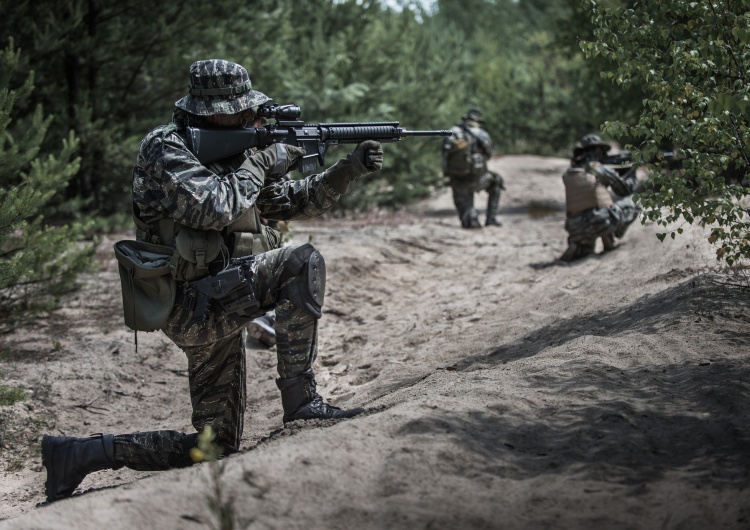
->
[462, 108, 484, 123]
[573, 134, 611, 156]
[174, 59, 270, 116]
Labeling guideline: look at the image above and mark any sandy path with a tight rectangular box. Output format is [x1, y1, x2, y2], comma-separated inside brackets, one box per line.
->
[1, 155, 748, 529]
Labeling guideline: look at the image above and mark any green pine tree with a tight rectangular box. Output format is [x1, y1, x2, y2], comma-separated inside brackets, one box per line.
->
[0, 38, 95, 324]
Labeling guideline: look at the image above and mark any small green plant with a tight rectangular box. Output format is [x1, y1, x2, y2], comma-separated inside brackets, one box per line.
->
[30, 368, 52, 405]
[0, 384, 26, 406]
[190, 426, 235, 530]
[154, 340, 171, 358]
[0, 350, 26, 406]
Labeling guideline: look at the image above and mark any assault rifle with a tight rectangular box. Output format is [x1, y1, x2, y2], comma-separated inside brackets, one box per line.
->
[186, 102, 451, 173]
[603, 150, 677, 175]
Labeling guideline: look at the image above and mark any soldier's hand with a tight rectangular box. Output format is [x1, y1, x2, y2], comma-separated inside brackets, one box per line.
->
[351, 140, 383, 173]
[275, 144, 306, 175]
[240, 143, 306, 182]
[324, 141, 383, 195]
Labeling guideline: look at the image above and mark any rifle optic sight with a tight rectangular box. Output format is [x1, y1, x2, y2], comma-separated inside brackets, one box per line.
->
[257, 102, 302, 121]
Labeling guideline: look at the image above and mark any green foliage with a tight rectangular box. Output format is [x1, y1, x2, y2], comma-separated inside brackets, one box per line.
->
[0, 39, 95, 322]
[584, 0, 750, 266]
[1, 0, 247, 216]
[217, 0, 617, 209]
[432, 0, 644, 155]
[219, 0, 460, 210]
[0, 0, 659, 214]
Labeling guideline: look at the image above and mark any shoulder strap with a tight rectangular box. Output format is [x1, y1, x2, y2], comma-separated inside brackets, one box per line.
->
[460, 123, 478, 151]
[132, 201, 153, 241]
[132, 201, 176, 246]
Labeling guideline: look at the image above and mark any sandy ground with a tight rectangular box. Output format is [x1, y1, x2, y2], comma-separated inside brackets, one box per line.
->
[0, 155, 749, 529]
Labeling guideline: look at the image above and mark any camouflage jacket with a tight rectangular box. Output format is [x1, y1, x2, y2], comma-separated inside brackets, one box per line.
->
[132, 123, 342, 240]
[579, 161, 638, 198]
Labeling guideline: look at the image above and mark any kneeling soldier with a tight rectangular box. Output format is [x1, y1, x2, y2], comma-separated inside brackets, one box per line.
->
[42, 59, 383, 502]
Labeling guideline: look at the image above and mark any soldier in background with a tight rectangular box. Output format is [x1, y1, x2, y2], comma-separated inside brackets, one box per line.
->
[442, 108, 505, 228]
[40, 59, 383, 502]
[559, 134, 641, 261]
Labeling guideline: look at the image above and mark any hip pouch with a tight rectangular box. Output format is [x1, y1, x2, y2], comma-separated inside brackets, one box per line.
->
[470, 152, 486, 177]
[114, 240, 177, 332]
[185, 258, 260, 325]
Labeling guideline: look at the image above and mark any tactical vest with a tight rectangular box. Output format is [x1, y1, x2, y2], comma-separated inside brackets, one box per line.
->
[134, 207, 279, 282]
[133, 141, 280, 282]
[563, 166, 614, 214]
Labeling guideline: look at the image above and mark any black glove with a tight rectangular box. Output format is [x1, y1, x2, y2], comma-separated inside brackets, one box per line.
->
[325, 140, 384, 195]
[240, 143, 307, 182]
[352, 140, 384, 172]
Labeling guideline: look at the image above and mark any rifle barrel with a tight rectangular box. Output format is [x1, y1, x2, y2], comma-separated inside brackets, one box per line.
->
[322, 124, 450, 143]
[403, 129, 452, 137]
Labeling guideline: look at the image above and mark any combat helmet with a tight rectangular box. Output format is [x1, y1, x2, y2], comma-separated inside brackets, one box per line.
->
[573, 134, 611, 157]
[462, 108, 484, 124]
[174, 59, 270, 116]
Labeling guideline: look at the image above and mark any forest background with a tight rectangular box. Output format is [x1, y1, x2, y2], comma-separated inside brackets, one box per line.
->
[1, 0, 748, 390]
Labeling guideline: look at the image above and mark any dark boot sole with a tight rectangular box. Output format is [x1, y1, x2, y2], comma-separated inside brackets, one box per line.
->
[284, 406, 366, 423]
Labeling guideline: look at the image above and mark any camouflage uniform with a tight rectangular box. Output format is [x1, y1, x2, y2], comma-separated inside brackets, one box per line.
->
[41, 60, 382, 500]
[442, 108, 505, 228]
[560, 134, 641, 261]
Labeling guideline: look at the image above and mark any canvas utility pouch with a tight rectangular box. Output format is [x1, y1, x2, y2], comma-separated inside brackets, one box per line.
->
[114, 240, 177, 332]
[229, 226, 278, 258]
[171, 227, 225, 282]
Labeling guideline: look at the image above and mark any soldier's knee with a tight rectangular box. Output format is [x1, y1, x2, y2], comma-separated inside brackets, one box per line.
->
[279, 244, 326, 318]
[491, 171, 505, 190]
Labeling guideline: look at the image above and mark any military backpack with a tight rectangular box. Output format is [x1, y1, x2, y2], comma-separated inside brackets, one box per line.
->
[444, 124, 485, 179]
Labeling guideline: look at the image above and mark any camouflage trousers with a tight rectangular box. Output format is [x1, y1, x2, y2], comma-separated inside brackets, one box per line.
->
[113, 245, 318, 471]
[564, 196, 642, 247]
[449, 170, 504, 227]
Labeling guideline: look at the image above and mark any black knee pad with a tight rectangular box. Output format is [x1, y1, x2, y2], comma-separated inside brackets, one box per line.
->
[281, 244, 326, 318]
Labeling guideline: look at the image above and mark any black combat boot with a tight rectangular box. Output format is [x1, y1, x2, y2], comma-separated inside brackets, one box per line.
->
[276, 369, 365, 423]
[461, 217, 482, 229]
[601, 233, 616, 252]
[248, 311, 277, 347]
[485, 187, 502, 226]
[460, 210, 482, 229]
[559, 240, 595, 262]
[42, 433, 115, 503]
[559, 242, 580, 261]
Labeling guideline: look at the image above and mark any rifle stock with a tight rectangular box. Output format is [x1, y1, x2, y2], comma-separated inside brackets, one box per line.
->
[186, 121, 451, 173]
